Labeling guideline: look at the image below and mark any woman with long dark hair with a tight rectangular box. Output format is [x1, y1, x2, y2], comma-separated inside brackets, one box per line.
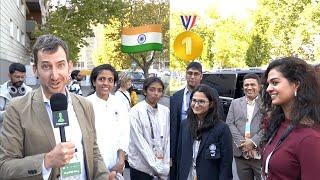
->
[261, 57, 320, 179]
[176, 84, 233, 180]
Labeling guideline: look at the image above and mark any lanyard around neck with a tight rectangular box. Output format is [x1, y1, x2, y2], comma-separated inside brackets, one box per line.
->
[146, 110, 155, 140]
[264, 124, 294, 175]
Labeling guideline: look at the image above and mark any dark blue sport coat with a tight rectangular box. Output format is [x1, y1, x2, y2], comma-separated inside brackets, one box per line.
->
[176, 119, 233, 180]
[170, 86, 225, 180]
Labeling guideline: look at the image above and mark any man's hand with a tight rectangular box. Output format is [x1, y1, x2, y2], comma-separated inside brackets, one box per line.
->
[111, 159, 125, 173]
[239, 139, 254, 152]
[111, 149, 126, 173]
[108, 171, 117, 180]
[243, 149, 255, 159]
[44, 142, 76, 169]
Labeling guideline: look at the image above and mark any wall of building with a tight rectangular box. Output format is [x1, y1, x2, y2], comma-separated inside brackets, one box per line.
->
[0, 0, 29, 84]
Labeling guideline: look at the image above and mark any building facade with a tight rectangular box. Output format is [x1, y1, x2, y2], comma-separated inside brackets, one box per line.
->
[0, 0, 46, 84]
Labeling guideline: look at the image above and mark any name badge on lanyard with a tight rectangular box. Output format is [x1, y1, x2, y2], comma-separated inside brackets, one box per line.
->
[60, 162, 81, 178]
[245, 120, 251, 139]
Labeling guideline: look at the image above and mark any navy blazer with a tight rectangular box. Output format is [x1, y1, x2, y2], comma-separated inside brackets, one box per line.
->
[170, 89, 184, 180]
[176, 119, 233, 180]
[170, 87, 225, 180]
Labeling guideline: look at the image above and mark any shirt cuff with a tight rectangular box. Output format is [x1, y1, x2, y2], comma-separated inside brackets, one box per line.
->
[42, 159, 52, 180]
[248, 139, 257, 148]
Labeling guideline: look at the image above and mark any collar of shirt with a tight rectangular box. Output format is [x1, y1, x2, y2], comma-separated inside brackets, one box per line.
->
[183, 87, 191, 108]
[144, 100, 158, 115]
[41, 87, 71, 124]
[246, 96, 258, 106]
[92, 92, 109, 105]
[41, 87, 72, 105]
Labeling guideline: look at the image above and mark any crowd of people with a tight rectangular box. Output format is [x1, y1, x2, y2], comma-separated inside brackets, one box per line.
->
[0, 34, 320, 180]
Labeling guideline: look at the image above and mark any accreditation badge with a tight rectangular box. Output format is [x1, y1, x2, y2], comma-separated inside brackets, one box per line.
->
[60, 162, 81, 178]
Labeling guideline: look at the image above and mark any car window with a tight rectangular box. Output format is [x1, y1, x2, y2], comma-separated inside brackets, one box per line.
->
[126, 72, 145, 80]
[202, 73, 237, 98]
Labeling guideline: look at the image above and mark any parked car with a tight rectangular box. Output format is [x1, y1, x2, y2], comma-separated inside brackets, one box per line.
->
[201, 69, 265, 115]
[125, 71, 145, 94]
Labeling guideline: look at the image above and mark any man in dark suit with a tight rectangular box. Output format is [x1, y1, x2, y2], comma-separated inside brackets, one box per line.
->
[170, 61, 224, 179]
[226, 73, 263, 180]
[0, 35, 111, 179]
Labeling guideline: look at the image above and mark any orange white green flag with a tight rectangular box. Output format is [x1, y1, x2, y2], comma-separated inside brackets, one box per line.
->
[121, 24, 163, 53]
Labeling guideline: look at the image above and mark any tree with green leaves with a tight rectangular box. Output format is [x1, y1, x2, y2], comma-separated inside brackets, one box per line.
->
[37, 0, 124, 62]
[253, 0, 320, 62]
[91, 0, 169, 78]
[120, 0, 169, 78]
[245, 34, 270, 67]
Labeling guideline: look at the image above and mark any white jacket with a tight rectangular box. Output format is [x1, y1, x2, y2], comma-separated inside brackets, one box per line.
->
[0, 81, 32, 126]
[128, 100, 170, 179]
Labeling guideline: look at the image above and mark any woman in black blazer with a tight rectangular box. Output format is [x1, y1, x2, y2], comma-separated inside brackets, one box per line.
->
[177, 84, 233, 180]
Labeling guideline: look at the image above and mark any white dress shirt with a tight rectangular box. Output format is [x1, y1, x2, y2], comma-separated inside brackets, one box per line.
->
[41, 87, 86, 180]
[181, 87, 191, 121]
[87, 93, 130, 170]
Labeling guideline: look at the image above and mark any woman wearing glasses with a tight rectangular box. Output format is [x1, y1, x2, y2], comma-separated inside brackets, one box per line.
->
[128, 77, 170, 180]
[177, 84, 233, 180]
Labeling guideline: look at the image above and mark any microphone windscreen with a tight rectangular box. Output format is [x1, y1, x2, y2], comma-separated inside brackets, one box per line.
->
[50, 93, 68, 111]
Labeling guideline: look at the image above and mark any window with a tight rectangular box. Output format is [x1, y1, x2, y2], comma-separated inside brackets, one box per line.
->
[76, 62, 84, 68]
[21, 31, 25, 45]
[16, 26, 20, 41]
[10, 19, 14, 37]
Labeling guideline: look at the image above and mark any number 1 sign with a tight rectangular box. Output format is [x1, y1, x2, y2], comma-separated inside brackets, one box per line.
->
[173, 15, 203, 63]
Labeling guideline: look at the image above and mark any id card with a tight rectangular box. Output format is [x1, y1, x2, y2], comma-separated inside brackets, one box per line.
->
[60, 162, 81, 178]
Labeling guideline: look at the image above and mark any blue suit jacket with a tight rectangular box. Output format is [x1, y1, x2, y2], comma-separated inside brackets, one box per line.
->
[170, 87, 225, 180]
[176, 119, 233, 180]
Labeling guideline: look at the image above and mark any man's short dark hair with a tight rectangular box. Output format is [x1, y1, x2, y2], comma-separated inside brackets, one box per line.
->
[9, 63, 26, 74]
[243, 73, 261, 84]
[186, 61, 202, 73]
[32, 34, 69, 65]
[71, 70, 80, 80]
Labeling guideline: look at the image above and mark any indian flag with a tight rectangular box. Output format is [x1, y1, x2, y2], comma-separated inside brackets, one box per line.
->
[121, 24, 163, 53]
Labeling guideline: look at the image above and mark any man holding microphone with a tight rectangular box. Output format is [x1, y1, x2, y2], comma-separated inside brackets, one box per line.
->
[0, 34, 113, 179]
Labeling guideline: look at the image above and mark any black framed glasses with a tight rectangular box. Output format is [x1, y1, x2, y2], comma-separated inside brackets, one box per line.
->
[191, 98, 209, 106]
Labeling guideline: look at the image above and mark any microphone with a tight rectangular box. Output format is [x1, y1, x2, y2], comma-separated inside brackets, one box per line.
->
[50, 93, 69, 142]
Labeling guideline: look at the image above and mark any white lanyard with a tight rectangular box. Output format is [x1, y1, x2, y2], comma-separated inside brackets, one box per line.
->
[263, 124, 294, 177]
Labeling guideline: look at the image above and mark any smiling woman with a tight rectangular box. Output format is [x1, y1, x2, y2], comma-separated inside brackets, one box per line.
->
[261, 57, 320, 180]
[176, 84, 233, 180]
[86, 64, 129, 179]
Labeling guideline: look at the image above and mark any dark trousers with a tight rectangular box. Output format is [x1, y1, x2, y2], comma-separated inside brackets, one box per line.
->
[130, 167, 154, 180]
[235, 156, 262, 180]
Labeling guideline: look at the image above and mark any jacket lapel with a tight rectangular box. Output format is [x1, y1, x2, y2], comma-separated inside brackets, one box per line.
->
[177, 89, 184, 118]
[251, 98, 261, 121]
[240, 97, 248, 120]
[32, 88, 56, 148]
